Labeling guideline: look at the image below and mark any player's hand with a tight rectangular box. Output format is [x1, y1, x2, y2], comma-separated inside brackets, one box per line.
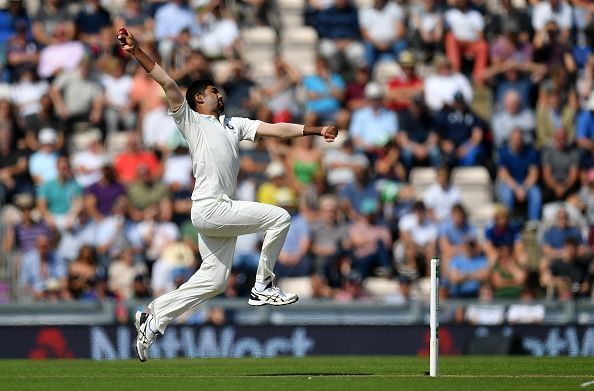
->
[321, 125, 338, 143]
[117, 27, 138, 54]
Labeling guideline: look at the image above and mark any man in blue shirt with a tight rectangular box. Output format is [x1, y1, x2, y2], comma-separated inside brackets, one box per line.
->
[497, 128, 542, 223]
[349, 82, 398, 154]
[303, 57, 345, 125]
[339, 158, 379, 218]
[447, 239, 489, 298]
[541, 208, 586, 262]
[576, 93, 594, 156]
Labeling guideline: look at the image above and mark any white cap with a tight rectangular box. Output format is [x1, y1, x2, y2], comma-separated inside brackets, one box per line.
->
[266, 161, 285, 179]
[364, 82, 384, 99]
[38, 128, 57, 145]
[587, 90, 594, 111]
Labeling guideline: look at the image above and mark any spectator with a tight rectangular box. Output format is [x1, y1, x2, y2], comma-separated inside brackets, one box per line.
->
[56, 208, 98, 261]
[163, 135, 192, 192]
[36, 156, 83, 230]
[532, 0, 573, 44]
[539, 237, 592, 300]
[339, 157, 378, 218]
[287, 136, 322, 189]
[239, 138, 271, 186]
[257, 161, 295, 206]
[151, 242, 195, 297]
[486, 0, 532, 46]
[444, 0, 489, 82]
[142, 95, 179, 152]
[100, 57, 135, 133]
[108, 247, 148, 299]
[535, 86, 576, 148]
[576, 168, 594, 227]
[397, 95, 441, 170]
[19, 234, 70, 301]
[23, 94, 62, 151]
[0, 128, 30, 202]
[314, 0, 364, 69]
[219, 60, 258, 118]
[67, 245, 100, 299]
[197, 2, 240, 59]
[129, 64, 166, 117]
[438, 203, 478, 264]
[310, 194, 349, 265]
[374, 140, 407, 183]
[491, 89, 536, 149]
[10, 67, 48, 122]
[136, 200, 179, 265]
[95, 196, 143, 263]
[3, 193, 51, 254]
[113, 0, 152, 43]
[424, 55, 473, 112]
[85, 165, 126, 221]
[343, 62, 369, 112]
[497, 128, 541, 224]
[154, 0, 200, 70]
[435, 91, 486, 166]
[37, 22, 85, 79]
[483, 61, 546, 112]
[386, 51, 424, 112]
[447, 238, 489, 298]
[113, 133, 160, 184]
[259, 58, 301, 123]
[576, 91, 594, 155]
[7, 21, 39, 80]
[409, 0, 444, 62]
[32, 0, 74, 46]
[28, 128, 58, 185]
[484, 205, 528, 266]
[359, 0, 407, 70]
[490, 245, 527, 299]
[347, 197, 392, 277]
[127, 165, 169, 212]
[323, 139, 362, 189]
[0, 0, 29, 44]
[541, 128, 580, 202]
[533, 21, 576, 73]
[540, 208, 587, 263]
[75, 0, 111, 46]
[71, 132, 105, 188]
[303, 56, 345, 126]
[423, 165, 462, 222]
[349, 81, 398, 154]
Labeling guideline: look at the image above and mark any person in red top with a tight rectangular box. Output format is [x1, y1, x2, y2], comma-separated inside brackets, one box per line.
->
[114, 133, 160, 184]
[386, 51, 424, 112]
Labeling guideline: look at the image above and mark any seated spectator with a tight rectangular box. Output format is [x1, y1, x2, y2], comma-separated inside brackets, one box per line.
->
[575, 168, 594, 227]
[396, 201, 438, 279]
[484, 205, 528, 265]
[239, 138, 271, 186]
[489, 245, 527, 299]
[339, 157, 378, 218]
[197, 2, 240, 59]
[532, 0, 573, 44]
[447, 238, 489, 298]
[95, 196, 143, 263]
[444, 0, 489, 82]
[424, 55, 473, 112]
[483, 61, 546, 112]
[533, 21, 576, 73]
[85, 165, 126, 221]
[67, 244, 100, 299]
[259, 58, 301, 123]
[129, 65, 166, 117]
[359, 0, 407, 70]
[142, 96, 179, 152]
[113, 0, 152, 43]
[163, 136, 193, 192]
[314, 0, 364, 69]
[323, 139, 362, 189]
[397, 95, 441, 170]
[536, 86, 576, 148]
[49, 59, 105, 133]
[3, 193, 51, 254]
[274, 190, 313, 277]
[75, 0, 111, 47]
[349, 82, 398, 154]
[439, 203, 478, 264]
[540, 208, 587, 262]
[374, 140, 407, 183]
[0, 0, 29, 52]
[576, 91, 594, 156]
[435, 91, 486, 166]
[219, 60, 258, 118]
[256, 161, 295, 206]
[287, 136, 323, 190]
[100, 57, 135, 133]
[423, 165, 462, 222]
[71, 132, 105, 188]
[127, 165, 169, 212]
[10, 67, 48, 122]
[114, 133, 160, 184]
[136, 200, 179, 265]
[334, 270, 369, 302]
[108, 247, 148, 299]
[36, 156, 83, 231]
[154, 0, 200, 70]
[0, 129, 30, 202]
[497, 128, 541, 224]
[32, 0, 74, 47]
[19, 234, 70, 301]
[37, 22, 85, 79]
[541, 128, 580, 202]
[56, 208, 98, 261]
[386, 51, 424, 112]
[486, 0, 532, 54]
[28, 128, 58, 185]
[23, 94, 63, 151]
[491, 89, 536, 149]
[303, 57, 345, 125]
[409, 0, 443, 62]
[539, 237, 592, 300]
[151, 242, 195, 297]
[310, 194, 349, 265]
[347, 198, 392, 277]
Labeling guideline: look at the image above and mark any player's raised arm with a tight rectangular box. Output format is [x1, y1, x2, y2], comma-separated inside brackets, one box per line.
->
[116, 28, 184, 112]
[255, 122, 338, 143]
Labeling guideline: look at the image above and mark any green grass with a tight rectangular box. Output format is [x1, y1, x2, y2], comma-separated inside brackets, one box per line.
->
[2, 356, 594, 390]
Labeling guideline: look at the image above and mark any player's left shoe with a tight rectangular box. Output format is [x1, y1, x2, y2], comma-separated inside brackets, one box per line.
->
[134, 311, 160, 362]
[248, 282, 299, 306]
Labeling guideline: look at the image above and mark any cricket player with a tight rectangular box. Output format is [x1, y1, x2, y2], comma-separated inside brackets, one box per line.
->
[117, 29, 338, 361]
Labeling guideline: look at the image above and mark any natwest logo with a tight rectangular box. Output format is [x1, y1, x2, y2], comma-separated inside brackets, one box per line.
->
[28, 327, 75, 359]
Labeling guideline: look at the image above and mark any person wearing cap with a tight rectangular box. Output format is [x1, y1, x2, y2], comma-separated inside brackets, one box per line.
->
[386, 51, 423, 112]
[424, 55, 473, 112]
[28, 127, 59, 185]
[257, 161, 295, 206]
[576, 91, 594, 155]
[349, 81, 398, 154]
[435, 89, 487, 166]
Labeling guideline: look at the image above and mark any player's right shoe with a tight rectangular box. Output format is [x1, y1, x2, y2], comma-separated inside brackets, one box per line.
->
[134, 311, 159, 362]
[248, 282, 299, 306]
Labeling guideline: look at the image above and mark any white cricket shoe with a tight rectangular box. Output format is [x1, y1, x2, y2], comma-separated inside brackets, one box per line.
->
[248, 282, 299, 306]
[134, 311, 159, 362]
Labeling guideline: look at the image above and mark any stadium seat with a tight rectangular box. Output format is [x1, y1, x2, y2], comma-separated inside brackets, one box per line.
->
[106, 131, 131, 159]
[451, 167, 493, 216]
[280, 26, 318, 74]
[363, 277, 400, 298]
[241, 27, 276, 71]
[409, 167, 437, 199]
[353, 0, 374, 8]
[372, 60, 403, 85]
[278, 0, 305, 28]
[277, 277, 313, 299]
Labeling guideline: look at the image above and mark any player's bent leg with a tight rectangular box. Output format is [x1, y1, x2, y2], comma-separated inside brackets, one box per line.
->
[134, 311, 159, 362]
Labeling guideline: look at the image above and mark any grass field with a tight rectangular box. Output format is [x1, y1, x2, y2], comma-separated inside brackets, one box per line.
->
[2, 356, 594, 390]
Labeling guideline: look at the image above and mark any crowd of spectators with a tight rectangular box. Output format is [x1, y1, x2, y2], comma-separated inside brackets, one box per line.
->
[0, 0, 593, 319]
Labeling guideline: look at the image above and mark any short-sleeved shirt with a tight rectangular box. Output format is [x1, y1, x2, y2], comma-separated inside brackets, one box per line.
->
[439, 219, 477, 246]
[281, 214, 310, 256]
[542, 226, 583, 249]
[497, 145, 539, 183]
[86, 181, 126, 216]
[303, 74, 345, 115]
[448, 254, 489, 297]
[444, 8, 485, 42]
[541, 145, 579, 183]
[435, 108, 485, 147]
[577, 111, 594, 142]
[19, 250, 67, 294]
[169, 101, 260, 200]
[37, 178, 83, 215]
[349, 107, 398, 147]
[29, 151, 58, 184]
[398, 213, 438, 246]
[339, 182, 379, 214]
[550, 258, 590, 284]
[359, 2, 404, 44]
[484, 223, 521, 247]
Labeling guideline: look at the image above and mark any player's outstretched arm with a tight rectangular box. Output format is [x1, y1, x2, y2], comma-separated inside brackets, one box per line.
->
[255, 122, 338, 143]
[116, 28, 184, 112]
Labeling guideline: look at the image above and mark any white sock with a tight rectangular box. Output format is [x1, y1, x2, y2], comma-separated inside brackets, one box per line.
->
[148, 316, 159, 335]
[254, 279, 271, 292]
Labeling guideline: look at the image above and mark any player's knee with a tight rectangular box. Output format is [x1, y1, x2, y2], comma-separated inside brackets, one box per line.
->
[278, 209, 291, 227]
[211, 279, 228, 296]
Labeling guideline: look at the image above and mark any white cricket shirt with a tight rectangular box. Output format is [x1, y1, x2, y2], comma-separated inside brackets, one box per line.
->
[169, 101, 260, 201]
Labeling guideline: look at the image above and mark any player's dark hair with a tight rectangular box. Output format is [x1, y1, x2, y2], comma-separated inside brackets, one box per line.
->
[186, 78, 215, 112]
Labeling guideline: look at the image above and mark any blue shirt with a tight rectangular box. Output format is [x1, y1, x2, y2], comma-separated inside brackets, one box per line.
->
[498, 145, 539, 183]
[29, 151, 58, 184]
[439, 219, 477, 246]
[542, 226, 583, 249]
[484, 223, 521, 247]
[449, 254, 488, 297]
[37, 178, 83, 215]
[314, 5, 359, 40]
[281, 214, 310, 255]
[19, 250, 66, 293]
[339, 181, 379, 214]
[349, 107, 398, 147]
[435, 108, 485, 147]
[577, 110, 594, 142]
[303, 74, 345, 114]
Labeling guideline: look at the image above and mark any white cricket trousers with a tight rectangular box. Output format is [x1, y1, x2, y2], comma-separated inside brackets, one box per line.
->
[147, 194, 291, 333]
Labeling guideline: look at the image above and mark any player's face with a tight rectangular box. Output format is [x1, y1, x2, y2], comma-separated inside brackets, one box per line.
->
[203, 85, 225, 113]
